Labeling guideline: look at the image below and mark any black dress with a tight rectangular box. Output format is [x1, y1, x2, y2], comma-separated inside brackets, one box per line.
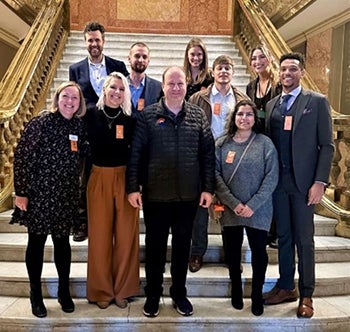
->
[185, 72, 213, 101]
[12, 111, 89, 236]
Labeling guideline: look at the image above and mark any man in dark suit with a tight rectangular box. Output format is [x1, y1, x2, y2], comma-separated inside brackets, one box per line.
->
[127, 42, 162, 114]
[263, 52, 334, 318]
[69, 21, 129, 241]
[69, 21, 129, 108]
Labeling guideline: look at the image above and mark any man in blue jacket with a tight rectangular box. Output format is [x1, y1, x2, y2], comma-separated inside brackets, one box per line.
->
[69, 21, 129, 108]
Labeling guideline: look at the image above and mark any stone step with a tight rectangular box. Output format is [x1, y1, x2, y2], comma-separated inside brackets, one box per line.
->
[0, 233, 349, 264]
[1, 295, 349, 332]
[1, 261, 350, 298]
[63, 44, 241, 55]
[0, 210, 338, 236]
[68, 31, 238, 43]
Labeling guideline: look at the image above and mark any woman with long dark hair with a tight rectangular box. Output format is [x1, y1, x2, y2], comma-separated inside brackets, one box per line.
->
[215, 100, 278, 316]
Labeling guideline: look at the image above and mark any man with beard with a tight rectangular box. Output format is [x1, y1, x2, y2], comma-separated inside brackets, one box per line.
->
[69, 21, 128, 242]
[127, 42, 162, 114]
[69, 21, 129, 108]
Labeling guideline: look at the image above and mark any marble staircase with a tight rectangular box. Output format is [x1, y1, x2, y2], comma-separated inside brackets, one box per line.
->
[0, 209, 350, 331]
[2, 31, 350, 331]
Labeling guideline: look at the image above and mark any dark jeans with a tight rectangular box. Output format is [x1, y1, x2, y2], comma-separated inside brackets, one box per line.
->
[190, 206, 209, 256]
[142, 200, 198, 300]
[223, 226, 268, 302]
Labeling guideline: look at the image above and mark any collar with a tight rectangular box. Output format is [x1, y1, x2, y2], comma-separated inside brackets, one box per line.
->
[211, 84, 233, 97]
[282, 85, 301, 98]
[127, 74, 146, 87]
[88, 55, 106, 67]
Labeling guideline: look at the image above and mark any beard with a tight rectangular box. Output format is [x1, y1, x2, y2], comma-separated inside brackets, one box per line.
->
[88, 46, 102, 60]
[131, 63, 147, 74]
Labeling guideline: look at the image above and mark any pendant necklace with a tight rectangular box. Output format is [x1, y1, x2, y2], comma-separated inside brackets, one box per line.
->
[101, 107, 122, 129]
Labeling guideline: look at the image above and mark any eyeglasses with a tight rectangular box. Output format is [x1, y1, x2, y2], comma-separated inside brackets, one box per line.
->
[236, 112, 254, 117]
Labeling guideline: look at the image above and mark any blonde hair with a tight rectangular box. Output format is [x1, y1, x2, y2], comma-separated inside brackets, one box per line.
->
[50, 81, 86, 118]
[96, 72, 132, 116]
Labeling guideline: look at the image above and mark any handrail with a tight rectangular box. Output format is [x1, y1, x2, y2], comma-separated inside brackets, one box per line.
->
[233, 0, 350, 230]
[0, 0, 43, 25]
[235, 0, 322, 94]
[0, 1, 63, 120]
[320, 195, 350, 219]
[0, 0, 69, 211]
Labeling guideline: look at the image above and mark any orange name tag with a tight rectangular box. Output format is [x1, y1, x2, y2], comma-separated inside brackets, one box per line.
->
[226, 151, 235, 163]
[70, 141, 77, 152]
[213, 103, 221, 115]
[69, 134, 78, 152]
[116, 125, 124, 139]
[284, 116, 293, 131]
[137, 98, 145, 111]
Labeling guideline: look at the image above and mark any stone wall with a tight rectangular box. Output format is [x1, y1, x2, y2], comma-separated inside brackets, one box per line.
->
[70, 0, 233, 35]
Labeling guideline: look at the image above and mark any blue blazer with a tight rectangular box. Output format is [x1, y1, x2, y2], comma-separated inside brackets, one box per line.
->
[69, 55, 129, 107]
[265, 88, 334, 193]
[131, 75, 162, 114]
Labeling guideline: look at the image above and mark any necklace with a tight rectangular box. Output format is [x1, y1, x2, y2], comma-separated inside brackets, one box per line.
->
[257, 79, 271, 98]
[101, 107, 122, 129]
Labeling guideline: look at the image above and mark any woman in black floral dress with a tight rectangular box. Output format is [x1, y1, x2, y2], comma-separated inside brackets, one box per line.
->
[12, 81, 89, 318]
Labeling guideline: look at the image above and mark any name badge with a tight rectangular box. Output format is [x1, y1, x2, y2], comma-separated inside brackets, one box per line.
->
[284, 116, 293, 131]
[69, 134, 78, 152]
[213, 103, 221, 115]
[137, 98, 145, 111]
[226, 151, 235, 163]
[116, 125, 124, 139]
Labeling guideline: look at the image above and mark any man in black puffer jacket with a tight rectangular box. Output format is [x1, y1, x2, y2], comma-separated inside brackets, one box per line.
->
[127, 66, 215, 318]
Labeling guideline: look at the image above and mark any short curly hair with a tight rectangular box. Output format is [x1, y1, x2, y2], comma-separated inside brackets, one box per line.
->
[83, 21, 105, 40]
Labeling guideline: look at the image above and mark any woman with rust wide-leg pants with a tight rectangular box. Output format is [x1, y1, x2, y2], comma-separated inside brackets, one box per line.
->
[84, 72, 139, 309]
[87, 165, 139, 308]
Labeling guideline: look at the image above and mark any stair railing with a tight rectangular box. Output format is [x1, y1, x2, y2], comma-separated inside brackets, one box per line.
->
[0, 0, 70, 211]
[233, 0, 350, 237]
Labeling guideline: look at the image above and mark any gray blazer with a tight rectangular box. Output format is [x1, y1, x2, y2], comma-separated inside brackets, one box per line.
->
[265, 88, 334, 193]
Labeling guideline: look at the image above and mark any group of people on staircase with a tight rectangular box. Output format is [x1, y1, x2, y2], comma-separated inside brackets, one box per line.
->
[11, 20, 334, 321]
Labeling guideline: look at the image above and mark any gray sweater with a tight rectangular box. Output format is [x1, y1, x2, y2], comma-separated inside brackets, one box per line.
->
[215, 133, 279, 231]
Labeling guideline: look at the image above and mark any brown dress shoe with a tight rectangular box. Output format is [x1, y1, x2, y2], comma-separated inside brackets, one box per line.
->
[297, 297, 314, 318]
[264, 288, 298, 305]
[189, 255, 203, 273]
[263, 285, 280, 300]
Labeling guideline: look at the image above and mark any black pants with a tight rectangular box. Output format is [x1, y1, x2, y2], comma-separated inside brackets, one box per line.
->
[223, 226, 268, 303]
[273, 171, 315, 298]
[142, 200, 198, 300]
[26, 233, 71, 293]
[74, 157, 92, 231]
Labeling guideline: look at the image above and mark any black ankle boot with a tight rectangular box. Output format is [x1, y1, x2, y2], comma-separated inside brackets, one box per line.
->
[58, 289, 75, 313]
[30, 291, 47, 318]
[251, 285, 264, 316]
[251, 301, 264, 316]
[231, 285, 243, 310]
